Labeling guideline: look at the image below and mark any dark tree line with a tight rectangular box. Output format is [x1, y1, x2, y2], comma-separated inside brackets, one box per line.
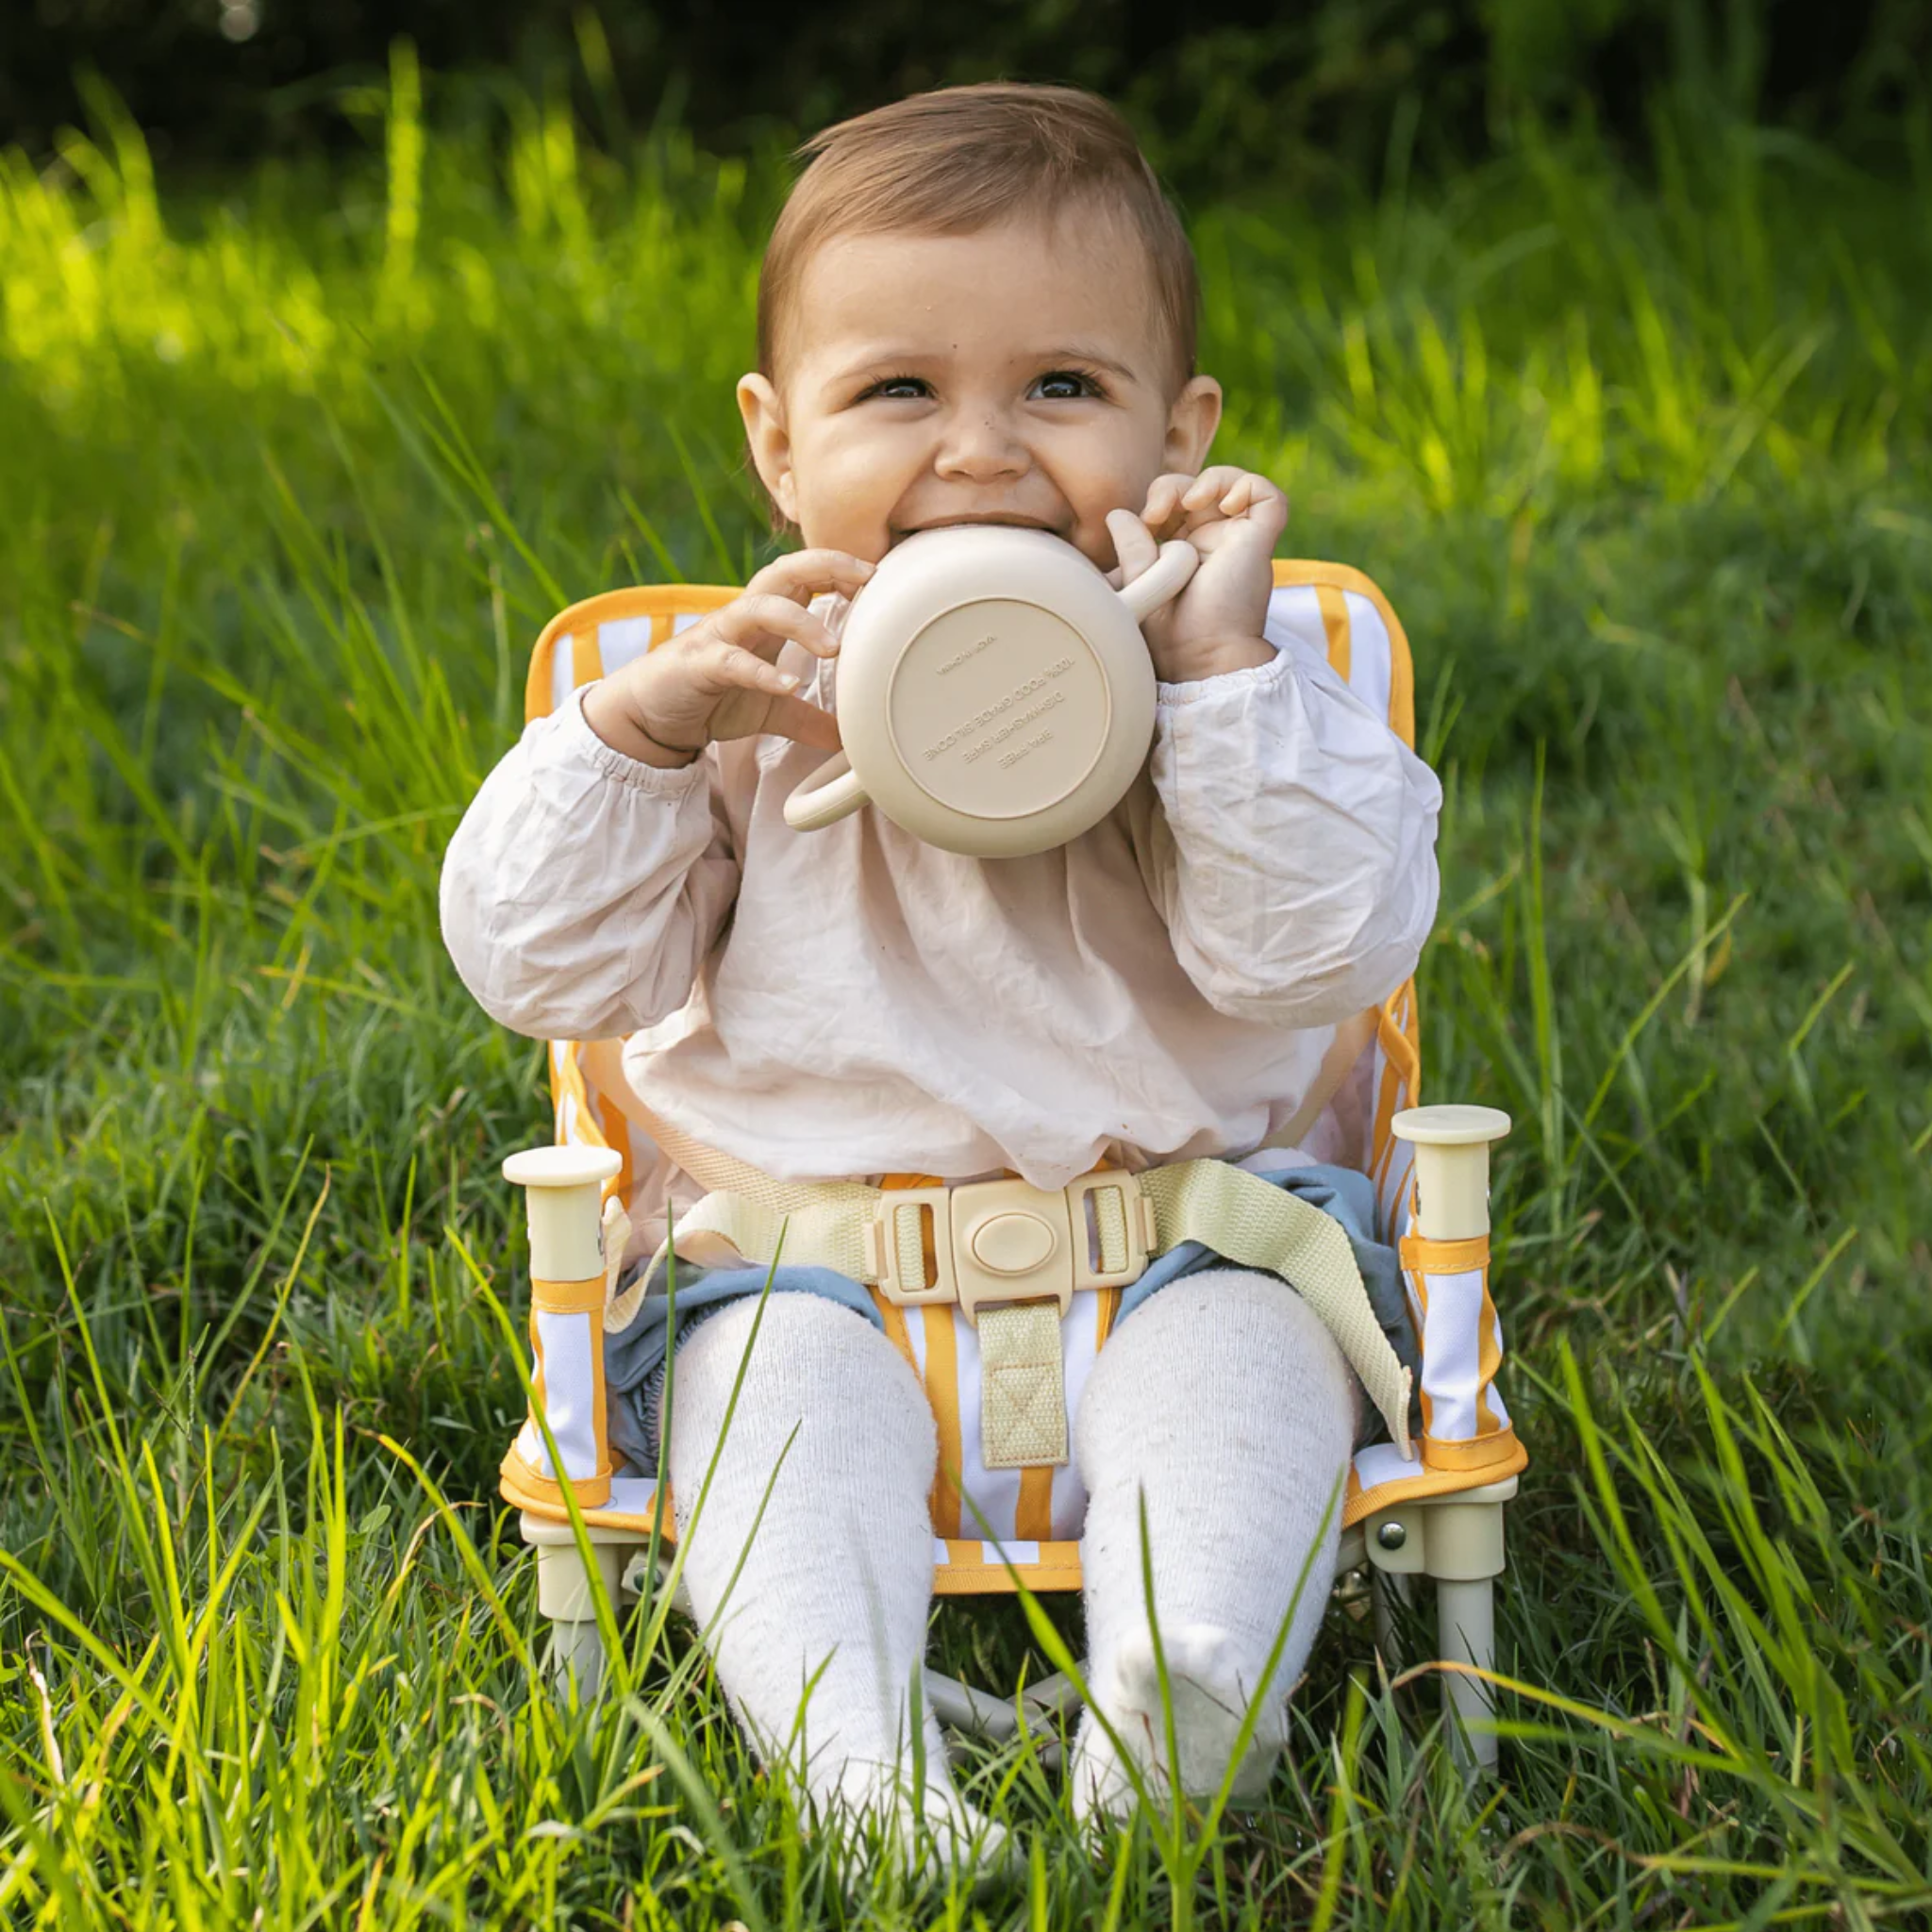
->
[6, 0, 1925, 193]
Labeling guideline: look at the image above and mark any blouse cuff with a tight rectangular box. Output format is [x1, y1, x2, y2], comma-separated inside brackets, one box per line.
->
[1155, 641, 1291, 709]
[553, 688, 710, 795]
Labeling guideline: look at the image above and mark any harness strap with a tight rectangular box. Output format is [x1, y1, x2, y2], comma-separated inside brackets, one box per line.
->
[604, 1186, 875, 1333]
[978, 1301, 1071, 1468]
[629, 1160, 1411, 1462]
[1141, 1161, 1410, 1455]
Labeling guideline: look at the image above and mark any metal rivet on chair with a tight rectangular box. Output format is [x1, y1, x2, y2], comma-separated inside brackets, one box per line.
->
[1376, 1521, 1407, 1551]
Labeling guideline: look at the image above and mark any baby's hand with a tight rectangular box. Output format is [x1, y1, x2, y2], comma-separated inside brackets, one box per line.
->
[582, 550, 873, 767]
[1108, 466, 1288, 683]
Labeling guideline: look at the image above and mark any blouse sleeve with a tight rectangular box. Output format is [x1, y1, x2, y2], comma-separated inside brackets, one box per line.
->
[1141, 645, 1441, 1028]
[439, 692, 740, 1040]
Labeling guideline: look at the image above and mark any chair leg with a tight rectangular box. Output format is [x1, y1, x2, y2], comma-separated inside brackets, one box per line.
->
[1365, 1489, 1511, 1777]
[924, 1668, 1019, 1741]
[1436, 1577, 1497, 1776]
[546, 1616, 609, 1700]
[536, 1542, 624, 1702]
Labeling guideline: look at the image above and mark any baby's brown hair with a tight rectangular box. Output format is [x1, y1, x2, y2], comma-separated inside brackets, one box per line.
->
[758, 84, 1200, 395]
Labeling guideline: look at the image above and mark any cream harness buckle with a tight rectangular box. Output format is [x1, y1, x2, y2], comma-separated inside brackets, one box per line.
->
[867, 1173, 1156, 1320]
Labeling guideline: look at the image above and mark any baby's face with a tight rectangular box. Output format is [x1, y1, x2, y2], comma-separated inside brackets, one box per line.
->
[738, 208, 1221, 573]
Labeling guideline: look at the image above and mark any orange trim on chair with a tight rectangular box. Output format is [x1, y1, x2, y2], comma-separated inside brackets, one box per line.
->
[1421, 1429, 1524, 1474]
[499, 1447, 613, 1513]
[1092, 1284, 1122, 1351]
[1400, 1234, 1490, 1274]
[1274, 559, 1416, 748]
[504, 1459, 673, 1535]
[547, 1041, 627, 1225]
[1314, 581, 1352, 684]
[1016, 1464, 1056, 1541]
[531, 1273, 608, 1315]
[1371, 1055, 1406, 1195]
[1341, 1440, 1527, 1526]
[1474, 1276, 1505, 1435]
[593, 1320, 609, 1495]
[598, 1094, 635, 1203]
[570, 628, 603, 691]
[1369, 985, 1420, 1189]
[556, 1041, 608, 1147]
[1411, 1269, 1435, 1442]
[922, 1303, 963, 1538]
[1386, 604, 1415, 747]
[880, 1173, 968, 1536]
[525, 632, 557, 723]
[1376, 986, 1423, 1091]
[527, 585, 740, 724]
[930, 1539, 1086, 1595]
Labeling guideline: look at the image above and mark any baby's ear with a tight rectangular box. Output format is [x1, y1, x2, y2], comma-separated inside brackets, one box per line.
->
[737, 374, 798, 526]
[1164, 375, 1223, 474]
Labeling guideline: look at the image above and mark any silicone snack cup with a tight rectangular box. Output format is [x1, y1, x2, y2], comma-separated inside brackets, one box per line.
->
[782, 524, 1198, 858]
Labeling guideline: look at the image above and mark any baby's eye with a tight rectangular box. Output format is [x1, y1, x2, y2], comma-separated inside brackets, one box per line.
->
[1031, 370, 1102, 401]
[860, 375, 930, 402]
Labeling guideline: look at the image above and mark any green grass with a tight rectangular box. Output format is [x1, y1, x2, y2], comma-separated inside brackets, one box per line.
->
[2, 62, 1929, 1926]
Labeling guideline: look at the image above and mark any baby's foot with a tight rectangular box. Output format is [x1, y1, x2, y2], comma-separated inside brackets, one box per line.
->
[1071, 1623, 1286, 1824]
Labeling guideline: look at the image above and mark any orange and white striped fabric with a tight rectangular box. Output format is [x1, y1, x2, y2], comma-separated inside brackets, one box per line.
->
[504, 560, 1525, 1581]
[503, 1264, 611, 1508]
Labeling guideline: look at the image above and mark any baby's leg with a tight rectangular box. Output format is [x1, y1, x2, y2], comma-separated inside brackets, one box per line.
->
[1072, 1268, 1358, 1820]
[666, 1293, 992, 1859]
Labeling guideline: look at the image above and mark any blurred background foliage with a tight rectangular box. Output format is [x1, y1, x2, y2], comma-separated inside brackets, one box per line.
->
[7, 0, 1930, 201]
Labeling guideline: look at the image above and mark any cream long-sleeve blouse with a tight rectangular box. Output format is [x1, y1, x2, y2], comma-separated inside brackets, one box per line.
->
[441, 598, 1442, 1197]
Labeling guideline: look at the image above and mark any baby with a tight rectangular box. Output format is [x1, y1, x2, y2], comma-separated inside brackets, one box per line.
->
[442, 84, 1441, 1857]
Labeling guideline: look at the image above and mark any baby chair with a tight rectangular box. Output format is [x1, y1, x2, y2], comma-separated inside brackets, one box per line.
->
[495, 560, 1529, 1774]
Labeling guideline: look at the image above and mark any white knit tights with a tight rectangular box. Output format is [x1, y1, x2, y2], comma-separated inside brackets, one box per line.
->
[1071, 1268, 1358, 1816]
[666, 1269, 1356, 1844]
[666, 1293, 991, 1857]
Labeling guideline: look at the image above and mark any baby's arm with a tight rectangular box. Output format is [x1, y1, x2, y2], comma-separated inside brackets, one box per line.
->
[441, 550, 872, 1040]
[1121, 471, 1442, 1027]
[440, 705, 738, 1040]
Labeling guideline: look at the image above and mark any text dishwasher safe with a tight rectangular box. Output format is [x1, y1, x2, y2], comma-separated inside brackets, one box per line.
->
[783, 524, 1197, 856]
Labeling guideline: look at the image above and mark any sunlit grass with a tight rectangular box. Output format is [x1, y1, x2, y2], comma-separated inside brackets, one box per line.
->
[1, 59, 1927, 1926]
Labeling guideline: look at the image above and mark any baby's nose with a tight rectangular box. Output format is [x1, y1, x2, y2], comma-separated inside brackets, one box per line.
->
[934, 408, 1027, 480]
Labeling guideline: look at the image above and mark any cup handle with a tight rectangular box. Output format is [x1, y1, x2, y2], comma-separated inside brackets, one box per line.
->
[1115, 538, 1199, 624]
[783, 751, 870, 832]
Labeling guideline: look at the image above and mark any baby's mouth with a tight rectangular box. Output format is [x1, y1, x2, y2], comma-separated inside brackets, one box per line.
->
[892, 512, 1067, 544]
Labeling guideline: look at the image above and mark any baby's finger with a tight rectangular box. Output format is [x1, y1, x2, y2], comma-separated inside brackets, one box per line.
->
[710, 593, 841, 660]
[746, 548, 875, 607]
[1139, 472, 1196, 539]
[1106, 508, 1160, 586]
[1215, 473, 1288, 524]
[1216, 474, 1257, 517]
[1180, 465, 1250, 516]
[758, 691, 842, 753]
[1223, 475, 1289, 545]
[694, 642, 839, 743]
[694, 640, 807, 701]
